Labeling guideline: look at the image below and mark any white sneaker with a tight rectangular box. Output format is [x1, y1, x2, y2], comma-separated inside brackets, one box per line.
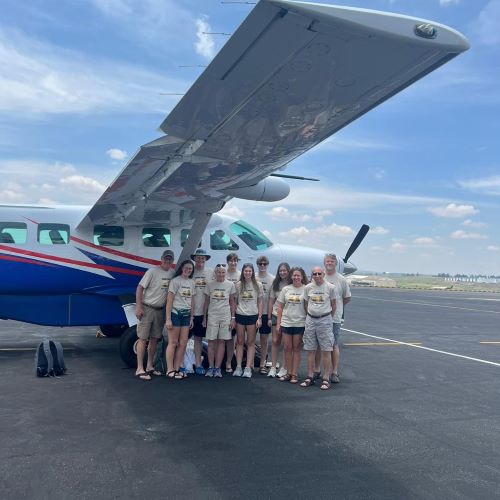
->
[233, 366, 243, 377]
[214, 368, 223, 378]
[267, 367, 277, 378]
[277, 367, 288, 378]
[242, 367, 253, 378]
[205, 367, 214, 377]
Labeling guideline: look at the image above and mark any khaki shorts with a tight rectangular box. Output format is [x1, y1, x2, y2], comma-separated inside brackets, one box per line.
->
[303, 314, 334, 351]
[206, 317, 232, 341]
[136, 305, 164, 340]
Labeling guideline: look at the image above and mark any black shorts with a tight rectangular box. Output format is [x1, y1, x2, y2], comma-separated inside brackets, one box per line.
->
[259, 314, 271, 335]
[190, 315, 206, 338]
[235, 313, 258, 326]
[281, 326, 305, 335]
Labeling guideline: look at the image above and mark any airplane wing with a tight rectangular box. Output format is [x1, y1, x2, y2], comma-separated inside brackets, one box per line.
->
[78, 0, 469, 257]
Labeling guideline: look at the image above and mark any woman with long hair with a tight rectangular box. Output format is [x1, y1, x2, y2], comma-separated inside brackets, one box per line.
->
[267, 262, 291, 378]
[276, 267, 308, 384]
[233, 263, 263, 378]
[165, 260, 194, 379]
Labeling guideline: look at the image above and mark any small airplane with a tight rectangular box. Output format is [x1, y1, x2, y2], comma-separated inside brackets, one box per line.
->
[0, 0, 469, 366]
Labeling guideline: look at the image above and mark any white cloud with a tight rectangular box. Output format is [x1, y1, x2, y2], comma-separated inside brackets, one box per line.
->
[279, 226, 310, 237]
[59, 175, 106, 193]
[487, 245, 499, 251]
[440, 0, 460, 5]
[195, 17, 215, 60]
[370, 226, 389, 235]
[414, 237, 436, 246]
[220, 202, 244, 218]
[450, 230, 487, 240]
[262, 230, 272, 239]
[0, 28, 189, 115]
[316, 223, 354, 237]
[390, 242, 406, 252]
[459, 175, 500, 195]
[462, 219, 487, 228]
[472, 0, 500, 46]
[266, 206, 331, 223]
[314, 136, 396, 153]
[106, 148, 128, 161]
[428, 203, 479, 218]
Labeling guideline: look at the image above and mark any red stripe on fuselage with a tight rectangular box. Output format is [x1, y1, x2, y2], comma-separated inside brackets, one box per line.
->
[70, 236, 160, 265]
[0, 244, 145, 276]
[0, 254, 56, 267]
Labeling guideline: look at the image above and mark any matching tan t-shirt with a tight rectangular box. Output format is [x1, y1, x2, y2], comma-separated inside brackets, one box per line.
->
[235, 280, 264, 316]
[303, 281, 336, 316]
[277, 284, 306, 327]
[192, 267, 213, 316]
[139, 266, 175, 308]
[204, 280, 236, 319]
[325, 272, 351, 323]
[168, 276, 195, 311]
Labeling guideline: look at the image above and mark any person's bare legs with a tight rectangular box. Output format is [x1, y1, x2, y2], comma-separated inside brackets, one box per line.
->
[166, 327, 180, 375]
[283, 334, 293, 376]
[235, 324, 245, 368]
[194, 335, 203, 367]
[145, 337, 158, 372]
[271, 326, 283, 369]
[225, 335, 235, 371]
[215, 340, 225, 368]
[207, 339, 216, 367]
[259, 333, 269, 370]
[291, 335, 302, 378]
[174, 327, 190, 372]
[313, 350, 321, 376]
[321, 350, 332, 382]
[332, 345, 340, 376]
[245, 326, 257, 369]
[135, 339, 147, 375]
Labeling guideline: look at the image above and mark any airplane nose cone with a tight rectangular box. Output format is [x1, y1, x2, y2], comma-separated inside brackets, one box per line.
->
[343, 260, 357, 275]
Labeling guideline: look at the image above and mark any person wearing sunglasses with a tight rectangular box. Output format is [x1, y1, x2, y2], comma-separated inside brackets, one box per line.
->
[202, 264, 236, 378]
[301, 267, 336, 390]
[256, 256, 274, 375]
[275, 267, 308, 384]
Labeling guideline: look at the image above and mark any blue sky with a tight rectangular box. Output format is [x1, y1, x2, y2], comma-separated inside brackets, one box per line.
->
[1, 0, 499, 275]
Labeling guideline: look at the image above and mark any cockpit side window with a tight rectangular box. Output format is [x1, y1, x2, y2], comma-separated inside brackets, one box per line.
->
[38, 223, 70, 245]
[210, 229, 239, 251]
[0, 222, 27, 244]
[93, 225, 124, 247]
[142, 228, 171, 247]
[229, 220, 273, 251]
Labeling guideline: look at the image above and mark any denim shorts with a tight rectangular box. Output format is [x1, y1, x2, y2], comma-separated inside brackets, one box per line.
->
[171, 309, 191, 327]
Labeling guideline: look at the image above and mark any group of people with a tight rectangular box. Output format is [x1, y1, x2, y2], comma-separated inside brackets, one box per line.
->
[134, 248, 351, 391]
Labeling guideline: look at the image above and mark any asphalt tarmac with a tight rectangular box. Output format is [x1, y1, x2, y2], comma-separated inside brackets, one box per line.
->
[1, 288, 500, 499]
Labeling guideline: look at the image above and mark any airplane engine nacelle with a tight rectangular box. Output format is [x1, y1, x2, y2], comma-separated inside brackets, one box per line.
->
[221, 177, 290, 202]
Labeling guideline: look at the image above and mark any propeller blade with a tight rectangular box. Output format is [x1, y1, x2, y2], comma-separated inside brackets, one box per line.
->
[343, 224, 370, 263]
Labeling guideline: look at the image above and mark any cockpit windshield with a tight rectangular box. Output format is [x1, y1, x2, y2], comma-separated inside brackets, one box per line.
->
[229, 220, 273, 251]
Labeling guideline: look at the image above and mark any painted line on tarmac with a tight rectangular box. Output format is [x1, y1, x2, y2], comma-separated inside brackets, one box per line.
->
[356, 296, 500, 314]
[342, 328, 500, 367]
[480, 341, 500, 345]
[344, 342, 422, 346]
[0, 347, 76, 351]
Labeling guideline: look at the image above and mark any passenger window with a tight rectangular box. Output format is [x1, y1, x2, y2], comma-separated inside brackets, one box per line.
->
[142, 228, 171, 247]
[210, 229, 239, 251]
[38, 223, 70, 245]
[0, 222, 27, 244]
[180, 229, 201, 248]
[93, 225, 124, 247]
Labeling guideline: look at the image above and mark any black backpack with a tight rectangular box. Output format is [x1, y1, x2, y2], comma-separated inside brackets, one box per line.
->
[35, 340, 66, 377]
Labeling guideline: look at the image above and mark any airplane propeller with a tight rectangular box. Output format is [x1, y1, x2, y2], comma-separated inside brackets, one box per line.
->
[343, 224, 370, 263]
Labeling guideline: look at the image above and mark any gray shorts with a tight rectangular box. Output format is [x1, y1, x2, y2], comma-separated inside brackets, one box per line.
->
[333, 322, 341, 346]
[136, 305, 164, 340]
[303, 315, 334, 352]
[206, 317, 232, 341]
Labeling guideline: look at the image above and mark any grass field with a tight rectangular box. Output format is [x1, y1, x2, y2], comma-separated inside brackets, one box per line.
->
[389, 275, 500, 292]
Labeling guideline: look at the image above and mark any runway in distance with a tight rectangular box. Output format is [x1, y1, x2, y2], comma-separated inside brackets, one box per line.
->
[0, 0, 469, 363]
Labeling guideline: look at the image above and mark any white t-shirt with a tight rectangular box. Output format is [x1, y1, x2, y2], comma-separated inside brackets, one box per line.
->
[269, 281, 287, 316]
[236, 280, 263, 316]
[257, 272, 274, 313]
[169, 276, 195, 312]
[192, 266, 213, 316]
[304, 281, 336, 316]
[277, 284, 306, 327]
[139, 266, 175, 308]
[204, 280, 236, 320]
[225, 269, 241, 284]
[325, 272, 351, 323]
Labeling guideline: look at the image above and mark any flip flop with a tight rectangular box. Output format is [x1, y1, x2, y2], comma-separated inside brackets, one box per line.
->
[166, 370, 177, 379]
[225, 366, 233, 373]
[147, 370, 163, 376]
[136, 372, 151, 381]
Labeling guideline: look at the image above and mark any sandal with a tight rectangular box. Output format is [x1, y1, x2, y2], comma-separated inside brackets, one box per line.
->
[320, 379, 331, 390]
[300, 377, 314, 387]
[136, 372, 151, 381]
[312, 371, 321, 380]
[259, 366, 268, 375]
[166, 370, 177, 379]
[289, 374, 299, 384]
[147, 369, 162, 377]
[225, 366, 233, 373]
[279, 373, 291, 382]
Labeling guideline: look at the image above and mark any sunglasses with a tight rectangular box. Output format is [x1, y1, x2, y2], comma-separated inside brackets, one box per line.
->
[216, 263, 227, 268]
[312, 272, 323, 276]
[257, 262, 268, 266]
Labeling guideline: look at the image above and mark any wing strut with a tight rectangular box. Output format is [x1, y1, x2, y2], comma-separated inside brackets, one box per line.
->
[176, 212, 213, 269]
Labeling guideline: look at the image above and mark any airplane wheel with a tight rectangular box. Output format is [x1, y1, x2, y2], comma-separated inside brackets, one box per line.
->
[119, 325, 138, 368]
[99, 324, 128, 338]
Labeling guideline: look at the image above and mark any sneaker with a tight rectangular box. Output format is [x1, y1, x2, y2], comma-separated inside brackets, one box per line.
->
[242, 367, 253, 378]
[214, 368, 223, 378]
[195, 366, 206, 376]
[205, 367, 214, 377]
[233, 366, 243, 377]
[330, 373, 340, 384]
[277, 367, 288, 378]
[267, 367, 277, 378]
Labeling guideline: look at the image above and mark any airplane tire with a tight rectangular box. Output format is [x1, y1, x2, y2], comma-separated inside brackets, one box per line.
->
[99, 324, 128, 338]
[119, 326, 138, 368]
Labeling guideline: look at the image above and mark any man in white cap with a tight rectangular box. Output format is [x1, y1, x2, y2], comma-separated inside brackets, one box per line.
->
[190, 248, 213, 374]
[135, 249, 175, 380]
